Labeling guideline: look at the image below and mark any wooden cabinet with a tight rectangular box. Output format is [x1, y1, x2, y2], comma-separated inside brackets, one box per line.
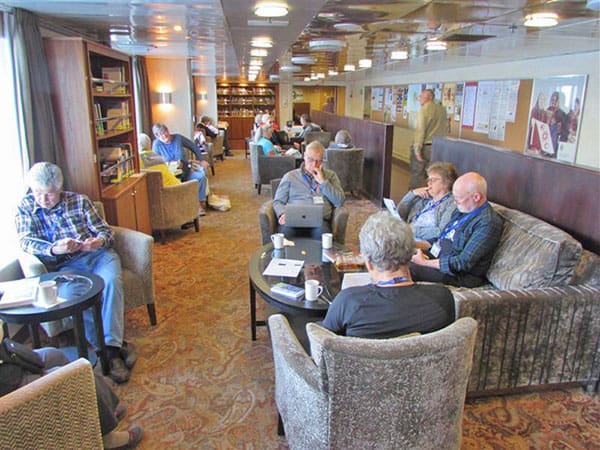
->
[101, 174, 151, 235]
[44, 37, 150, 232]
[216, 83, 278, 149]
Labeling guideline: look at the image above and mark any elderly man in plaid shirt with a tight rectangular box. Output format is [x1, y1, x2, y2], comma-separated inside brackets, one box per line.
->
[15, 162, 136, 384]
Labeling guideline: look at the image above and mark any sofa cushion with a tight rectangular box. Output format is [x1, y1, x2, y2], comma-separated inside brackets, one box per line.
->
[486, 204, 582, 290]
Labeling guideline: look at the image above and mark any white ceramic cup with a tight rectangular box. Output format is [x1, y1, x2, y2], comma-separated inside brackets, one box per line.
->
[322, 232, 333, 249]
[271, 233, 285, 249]
[304, 279, 323, 301]
[37, 280, 58, 306]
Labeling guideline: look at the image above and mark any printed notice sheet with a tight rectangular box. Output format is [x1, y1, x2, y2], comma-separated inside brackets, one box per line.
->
[263, 258, 304, 278]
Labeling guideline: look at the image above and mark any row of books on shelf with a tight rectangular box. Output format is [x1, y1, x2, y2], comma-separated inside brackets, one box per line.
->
[94, 101, 131, 135]
[99, 144, 135, 184]
[218, 108, 275, 117]
[92, 66, 128, 94]
[217, 88, 275, 95]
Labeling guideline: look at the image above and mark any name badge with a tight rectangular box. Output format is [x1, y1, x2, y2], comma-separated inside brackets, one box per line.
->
[446, 229, 456, 241]
[430, 241, 441, 258]
[312, 196, 324, 205]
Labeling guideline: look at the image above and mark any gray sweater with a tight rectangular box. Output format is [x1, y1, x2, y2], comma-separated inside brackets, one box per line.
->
[398, 191, 456, 241]
[273, 167, 345, 220]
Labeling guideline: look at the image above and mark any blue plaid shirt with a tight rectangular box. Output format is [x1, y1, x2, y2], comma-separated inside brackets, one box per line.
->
[437, 203, 503, 277]
[15, 191, 113, 266]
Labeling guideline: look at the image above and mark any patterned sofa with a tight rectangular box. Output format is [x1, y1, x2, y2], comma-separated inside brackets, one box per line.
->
[454, 203, 600, 397]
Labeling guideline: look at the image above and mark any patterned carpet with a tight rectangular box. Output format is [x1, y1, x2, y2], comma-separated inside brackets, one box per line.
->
[114, 151, 600, 449]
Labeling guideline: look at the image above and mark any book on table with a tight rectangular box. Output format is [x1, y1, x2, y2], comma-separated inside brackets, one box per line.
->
[270, 282, 305, 300]
[322, 249, 365, 272]
[0, 277, 39, 310]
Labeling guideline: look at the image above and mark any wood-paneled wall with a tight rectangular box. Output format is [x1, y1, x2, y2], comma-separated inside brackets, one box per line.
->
[431, 137, 600, 253]
[312, 111, 394, 203]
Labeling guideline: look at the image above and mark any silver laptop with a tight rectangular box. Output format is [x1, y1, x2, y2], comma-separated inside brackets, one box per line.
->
[285, 204, 323, 228]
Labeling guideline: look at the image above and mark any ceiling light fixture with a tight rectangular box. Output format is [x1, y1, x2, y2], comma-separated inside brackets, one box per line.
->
[358, 59, 372, 68]
[250, 48, 268, 57]
[523, 12, 559, 27]
[279, 65, 301, 72]
[291, 55, 317, 65]
[328, 70, 338, 76]
[425, 40, 447, 51]
[344, 64, 355, 71]
[173, 25, 183, 32]
[333, 22, 363, 32]
[308, 39, 346, 52]
[251, 38, 273, 48]
[254, 3, 289, 18]
[390, 50, 408, 60]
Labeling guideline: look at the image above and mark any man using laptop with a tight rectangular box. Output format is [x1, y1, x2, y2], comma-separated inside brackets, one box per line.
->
[273, 141, 345, 239]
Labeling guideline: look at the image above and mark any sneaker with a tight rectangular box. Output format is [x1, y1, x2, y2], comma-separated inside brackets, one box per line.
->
[120, 341, 137, 370]
[105, 426, 144, 450]
[109, 357, 130, 384]
[197, 206, 206, 216]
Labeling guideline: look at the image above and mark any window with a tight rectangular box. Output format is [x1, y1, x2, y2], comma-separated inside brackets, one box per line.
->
[0, 20, 27, 266]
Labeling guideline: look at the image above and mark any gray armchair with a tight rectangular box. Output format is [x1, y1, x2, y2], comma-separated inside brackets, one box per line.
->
[324, 148, 364, 196]
[249, 142, 296, 195]
[144, 170, 200, 243]
[17, 203, 156, 330]
[258, 197, 349, 245]
[269, 314, 477, 450]
[301, 131, 332, 153]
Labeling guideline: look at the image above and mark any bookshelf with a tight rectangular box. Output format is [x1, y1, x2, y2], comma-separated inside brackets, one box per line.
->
[43, 37, 151, 234]
[215, 83, 278, 149]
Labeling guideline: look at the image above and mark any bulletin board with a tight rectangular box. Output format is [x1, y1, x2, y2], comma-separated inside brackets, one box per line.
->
[460, 79, 532, 152]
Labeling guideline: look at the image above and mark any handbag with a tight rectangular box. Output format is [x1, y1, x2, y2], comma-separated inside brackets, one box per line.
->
[0, 338, 44, 374]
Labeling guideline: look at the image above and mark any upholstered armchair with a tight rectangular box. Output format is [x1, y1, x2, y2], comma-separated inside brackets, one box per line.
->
[304, 131, 332, 147]
[143, 170, 200, 243]
[17, 202, 156, 331]
[324, 148, 364, 196]
[209, 133, 225, 161]
[269, 314, 477, 450]
[0, 358, 103, 449]
[249, 142, 296, 195]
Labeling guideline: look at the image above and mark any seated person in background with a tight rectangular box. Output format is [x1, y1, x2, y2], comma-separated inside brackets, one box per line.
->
[0, 335, 144, 450]
[15, 163, 136, 384]
[254, 124, 282, 156]
[192, 124, 208, 150]
[410, 172, 503, 288]
[321, 211, 454, 338]
[273, 141, 345, 239]
[138, 133, 181, 186]
[152, 123, 209, 216]
[397, 162, 457, 241]
[196, 115, 218, 139]
[328, 129, 354, 149]
[292, 113, 322, 149]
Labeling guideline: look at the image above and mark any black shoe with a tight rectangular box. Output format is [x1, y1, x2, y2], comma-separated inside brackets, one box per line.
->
[224, 151, 234, 157]
[120, 341, 137, 369]
[109, 356, 130, 384]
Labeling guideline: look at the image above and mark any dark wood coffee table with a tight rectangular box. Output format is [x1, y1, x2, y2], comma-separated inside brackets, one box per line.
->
[0, 270, 108, 374]
[248, 238, 346, 341]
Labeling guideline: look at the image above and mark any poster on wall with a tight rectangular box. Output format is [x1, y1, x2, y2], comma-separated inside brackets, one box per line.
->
[525, 75, 587, 164]
[454, 83, 464, 122]
[371, 87, 384, 111]
[442, 83, 457, 115]
[462, 82, 478, 128]
[473, 81, 495, 133]
[407, 84, 422, 112]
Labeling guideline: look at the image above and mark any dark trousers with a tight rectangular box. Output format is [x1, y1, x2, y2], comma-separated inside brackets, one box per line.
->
[409, 262, 485, 288]
[408, 144, 432, 190]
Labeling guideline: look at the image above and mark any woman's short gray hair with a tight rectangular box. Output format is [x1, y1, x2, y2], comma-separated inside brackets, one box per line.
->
[334, 129, 352, 146]
[427, 162, 458, 191]
[27, 162, 64, 191]
[359, 211, 415, 271]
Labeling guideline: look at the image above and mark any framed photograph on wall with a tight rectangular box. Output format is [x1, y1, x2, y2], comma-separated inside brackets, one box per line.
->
[525, 75, 587, 164]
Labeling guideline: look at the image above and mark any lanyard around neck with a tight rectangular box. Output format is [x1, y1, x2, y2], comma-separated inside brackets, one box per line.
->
[440, 201, 488, 240]
[375, 276, 410, 287]
[302, 171, 319, 194]
[412, 192, 451, 222]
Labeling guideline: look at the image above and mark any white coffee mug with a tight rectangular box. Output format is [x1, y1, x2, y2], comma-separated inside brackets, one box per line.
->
[37, 280, 58, 306]
[271, 233, 285, 249]
[305, 279, 323, 301]
[322, 232, 333, 249]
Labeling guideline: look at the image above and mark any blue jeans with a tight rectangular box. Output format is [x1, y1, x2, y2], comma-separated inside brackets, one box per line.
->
[185, 167, 207, 201]
[59, 248, 124, 349]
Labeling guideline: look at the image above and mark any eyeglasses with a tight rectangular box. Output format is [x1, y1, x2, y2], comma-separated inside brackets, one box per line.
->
[427, 177, 441, 183]
[306, 157, 323, 164]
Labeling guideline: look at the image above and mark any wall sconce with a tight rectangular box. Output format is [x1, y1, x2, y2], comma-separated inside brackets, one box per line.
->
[158, 92, 172, 104]
[198, 92, 208, 102]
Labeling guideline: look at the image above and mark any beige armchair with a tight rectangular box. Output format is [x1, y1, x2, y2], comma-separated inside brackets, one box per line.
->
[0, 358, 103, 449]
[144, 170, 200, 243]
[17, 202, 156, 330]
[269, 314, 477, 450]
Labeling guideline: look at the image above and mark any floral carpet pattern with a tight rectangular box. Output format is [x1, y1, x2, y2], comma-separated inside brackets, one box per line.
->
[115, 151, 600, 449]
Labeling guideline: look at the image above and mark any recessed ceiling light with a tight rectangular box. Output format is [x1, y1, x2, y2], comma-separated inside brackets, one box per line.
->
[333, 22, 363, 32]
[279, 65, 301, 72]
[309, 39, 346, 52]
[291, 55, 317, 65]
[254, 3, 288, 18]
[250, 48, 268, 57]
[425, 40, 447, 51]
[344, 64, 355, 71]
[251, 37, 273, 48]
[249, 58, 263, 66]
[328, 70, 338, 76]
[173, 25, 183, 32]
[523, 12, 559, 27]
[358, 59, 372, 68]
[390, 50, 408, 60]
